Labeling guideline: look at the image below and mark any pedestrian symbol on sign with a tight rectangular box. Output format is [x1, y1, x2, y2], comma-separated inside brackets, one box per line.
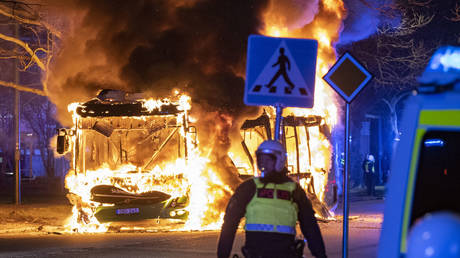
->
[249, 41, 310, 98]
[267, 47, 296, 93]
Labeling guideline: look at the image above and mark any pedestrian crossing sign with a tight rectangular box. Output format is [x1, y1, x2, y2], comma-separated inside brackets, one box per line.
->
[244, 35, 318, 108]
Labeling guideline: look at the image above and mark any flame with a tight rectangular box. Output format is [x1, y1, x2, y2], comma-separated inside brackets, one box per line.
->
[256, 0, 345, 216]
[142, 98, 170, 112]
[183, 155, 232, 230]
[142, 95, 191, 112]
[177, 95, 192, 111]
[63, 93, 229, 232]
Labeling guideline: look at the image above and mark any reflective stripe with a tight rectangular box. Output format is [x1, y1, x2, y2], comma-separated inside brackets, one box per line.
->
[245, 223, 296, 235]
[245, 223, 274, 232]
[276, 225, 296, 234]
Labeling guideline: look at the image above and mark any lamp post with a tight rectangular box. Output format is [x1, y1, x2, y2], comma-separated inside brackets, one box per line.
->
[14, 22, 21, 205]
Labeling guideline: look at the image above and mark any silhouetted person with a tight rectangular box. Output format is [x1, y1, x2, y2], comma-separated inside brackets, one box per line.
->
[362, 154, 376, 196]
[267, 48, 295, 90]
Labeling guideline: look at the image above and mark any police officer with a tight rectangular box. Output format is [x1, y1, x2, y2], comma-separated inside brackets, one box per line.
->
[217, 140, 327, 258]
[362, 154, 376, 196]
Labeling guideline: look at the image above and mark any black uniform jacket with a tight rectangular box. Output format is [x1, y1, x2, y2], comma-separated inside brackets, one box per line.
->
[217, 171, 327, 258]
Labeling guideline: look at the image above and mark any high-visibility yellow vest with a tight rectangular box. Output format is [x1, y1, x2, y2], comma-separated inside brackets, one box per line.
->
[365, 161, 375, 173]
[245, 177, 298, 235]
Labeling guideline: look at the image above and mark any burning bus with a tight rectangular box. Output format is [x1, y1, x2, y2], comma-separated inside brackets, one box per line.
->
[57, 89, 197, 230]
[234, 111, 333, 219]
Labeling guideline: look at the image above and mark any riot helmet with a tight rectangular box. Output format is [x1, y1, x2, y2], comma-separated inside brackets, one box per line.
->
[256, 140, 287, 172]
[367, 154, 375, 162]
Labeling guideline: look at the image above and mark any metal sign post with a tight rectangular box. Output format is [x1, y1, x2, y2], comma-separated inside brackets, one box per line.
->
[343, 102, 350, 257]
[274, 104, 284, 141]
[323, 52, 372, 258]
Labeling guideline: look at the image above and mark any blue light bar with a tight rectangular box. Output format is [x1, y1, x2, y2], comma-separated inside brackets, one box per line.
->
[418, 46, 460, 86]
[430, 47, 460, 72]
[424, 139, 445, 147]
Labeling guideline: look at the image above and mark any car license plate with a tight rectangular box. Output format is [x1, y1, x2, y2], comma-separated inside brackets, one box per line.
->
[116, 208, 140, 215]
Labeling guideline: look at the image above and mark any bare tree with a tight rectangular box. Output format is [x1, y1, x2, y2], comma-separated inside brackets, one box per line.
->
[0, 1, 61, 178]
[381, 90, 414, 140]
[346, 0, 459, 139]
[0, 92, 14, 174]
[21, 93, 59, 177]
[0, 0, 62, 95]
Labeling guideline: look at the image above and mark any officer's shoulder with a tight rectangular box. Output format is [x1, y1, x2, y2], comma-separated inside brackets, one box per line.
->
[243, 177, 257, 183]
[236, 177, 257, 190]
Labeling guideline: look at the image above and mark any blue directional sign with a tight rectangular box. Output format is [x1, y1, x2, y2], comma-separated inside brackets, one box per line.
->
[244, 35, 318, 108]
[323, 52, 372, 103]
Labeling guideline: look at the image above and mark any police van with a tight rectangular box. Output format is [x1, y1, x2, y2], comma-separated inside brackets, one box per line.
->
[378, 46, 460, 257]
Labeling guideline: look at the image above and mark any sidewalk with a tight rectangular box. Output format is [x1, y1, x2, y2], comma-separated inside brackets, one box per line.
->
[332, 186, 385, 227]
[0, 193, 71, 234]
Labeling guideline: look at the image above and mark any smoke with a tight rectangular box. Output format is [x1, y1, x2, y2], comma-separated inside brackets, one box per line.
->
[44, 1, 276, 206]
[45, 0, 400, 127]
[46, 0, 269, 126]
[45, 0, 343, 164]
[263, 0, 319, 30]
[338, 0, 400, 46]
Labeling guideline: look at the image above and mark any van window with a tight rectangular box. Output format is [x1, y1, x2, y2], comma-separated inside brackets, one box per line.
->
[410, 131, 460, 226]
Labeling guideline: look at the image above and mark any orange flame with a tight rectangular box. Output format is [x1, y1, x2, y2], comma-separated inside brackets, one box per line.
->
[259, 0, 345, 213]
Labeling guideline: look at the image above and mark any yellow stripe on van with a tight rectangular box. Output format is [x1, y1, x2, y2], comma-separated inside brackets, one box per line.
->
[400, 128, 425, 253]
[419, 110, 460, 127]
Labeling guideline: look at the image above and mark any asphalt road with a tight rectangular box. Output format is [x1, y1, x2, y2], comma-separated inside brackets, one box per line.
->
[0, 199, 383, 258]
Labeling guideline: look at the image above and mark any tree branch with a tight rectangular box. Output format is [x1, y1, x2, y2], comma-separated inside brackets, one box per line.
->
[407, 0, 433, 7]
[446, 3, 460, 22]
[0, 79, 45, 95]
[358, 0, 400, 18]
[22, 47, 48, 70]
[391, 12, 434, 36]
[0, 31, 46, 71]
[0, 3, 61, 38]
